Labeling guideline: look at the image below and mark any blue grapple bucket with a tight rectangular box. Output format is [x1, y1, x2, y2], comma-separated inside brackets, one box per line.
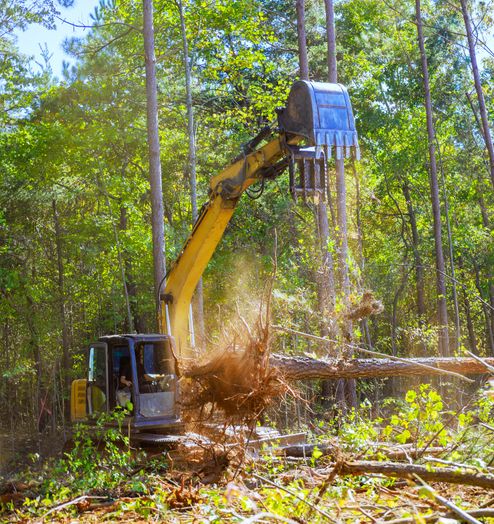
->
[277, 81, 360, 201]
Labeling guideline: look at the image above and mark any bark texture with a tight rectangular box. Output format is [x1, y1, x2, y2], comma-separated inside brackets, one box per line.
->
[460, 0, 494, 189]
[295, 0, 309, 81]
[324, 0, 337, 82]
[402, 181, 426, 320]
[143, 0, 166, 316]
[52, 199, 70, 408]
[269, 354, 494, 380]
[178, 0, 205, 348]
[336, 460, 494, 490]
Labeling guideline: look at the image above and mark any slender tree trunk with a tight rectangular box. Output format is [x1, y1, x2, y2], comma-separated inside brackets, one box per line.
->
[463, 286, 477, 354]
[324, 0, 337, 83]
[465, 95, 494, 351]
[402, 181, 426, 321]
[354, 165, 372, 350]
[52, 199, 70, 417]
[295, 0, 309, 80]
[391, 258, 409, 357]
[479, 202, 494, 346]
[316, 205, 336, 338]
[26, 294, 41, 431]
[324, 0, 356, 409]
[143, 0, 166, 320]
[415, 0, 450, 356]
[478, 149, 494, 354]
[178, 0, 205, 349]
[98, 179, 134, 333]
[460, 0, 494, 189]
[119, 207, 142, 331]
[436, 138, 460, 351]
[473, 259, 494, 355]
[324, 0, 355, 409]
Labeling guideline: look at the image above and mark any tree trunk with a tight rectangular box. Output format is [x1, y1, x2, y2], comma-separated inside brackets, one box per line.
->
[469, 106, 494, 352]
[267, 354, 494, 381]
[143, 0, 166, 319]
[315, 205, 335, 339]
[119, 207, 142, 332]
[26, 294, 42, 430]
[402, 181, 426, 321]
[457, 256, 477, 354]
[324, 0, 337, 83]
[336, 460, 494, 490]
[325, 0, 355, 409]
[463, 289, 478, 355]
[473, 259, 494, 355]
[52, 200, 70, 417]
[460, 0, 494, 189]
[391, 258, 409, 356]
[478, 189, 494, 355]
[295, 0, 309, 81]
[98, 178, 134, 333]
[436, 137, 460, 351]
[178, 0, 205, 350]
[354, 166, 372, 350]
[415, 0, 450, 356]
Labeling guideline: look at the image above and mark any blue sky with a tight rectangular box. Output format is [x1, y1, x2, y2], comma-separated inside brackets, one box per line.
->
[14, 0, 101, 78]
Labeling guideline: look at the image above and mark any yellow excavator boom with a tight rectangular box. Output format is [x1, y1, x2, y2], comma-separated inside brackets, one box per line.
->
[160, 137, 288, 352]
[160, 81, 359, 354]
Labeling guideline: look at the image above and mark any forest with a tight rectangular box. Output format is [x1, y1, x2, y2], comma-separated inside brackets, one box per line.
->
[1, 0, 494, 521]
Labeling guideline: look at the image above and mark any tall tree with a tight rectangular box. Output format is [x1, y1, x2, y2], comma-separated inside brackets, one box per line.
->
[324, 0, 356, 410]
[295, 0, 309, 80]
[415, 0, 450, 356]
[460, 0, 494, 190]
[52, 199, 70, 416]
[402, 180, 426, 321]
[143, 0, 166, 321]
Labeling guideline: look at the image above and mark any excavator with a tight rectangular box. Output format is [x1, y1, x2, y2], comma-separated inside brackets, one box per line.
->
[69, 80, 359, 444]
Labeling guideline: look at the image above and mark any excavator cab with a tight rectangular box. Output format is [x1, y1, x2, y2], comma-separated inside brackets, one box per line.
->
[70, 334, 182, 435]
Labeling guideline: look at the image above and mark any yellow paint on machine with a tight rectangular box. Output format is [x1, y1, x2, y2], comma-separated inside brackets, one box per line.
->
[161, 138, 288, 354]
[70, 378, 88, 421]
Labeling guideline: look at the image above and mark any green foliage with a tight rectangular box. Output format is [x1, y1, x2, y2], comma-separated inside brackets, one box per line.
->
[15, 409, 143, 518]
[382, 384, 449, 446]
[1, 0, 494, 478]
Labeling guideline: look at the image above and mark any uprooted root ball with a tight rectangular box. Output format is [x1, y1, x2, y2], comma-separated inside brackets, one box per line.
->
[182, 341, 288, 423]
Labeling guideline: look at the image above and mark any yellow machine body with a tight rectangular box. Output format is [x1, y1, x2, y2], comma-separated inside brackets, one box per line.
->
[70, 378, 88, 422]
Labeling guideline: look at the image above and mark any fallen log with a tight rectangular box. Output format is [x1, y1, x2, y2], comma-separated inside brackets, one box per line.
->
[279, 442, 447, 461]
[269, 355, 494, 381]
[325, 460, 494, 490]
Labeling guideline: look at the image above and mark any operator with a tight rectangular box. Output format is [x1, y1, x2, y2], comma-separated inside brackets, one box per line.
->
[117, 357, 132, 407]
[119, 358, 132, 388]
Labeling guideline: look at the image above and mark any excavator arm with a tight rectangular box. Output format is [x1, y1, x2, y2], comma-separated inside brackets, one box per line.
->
[160, 81, 359, 354]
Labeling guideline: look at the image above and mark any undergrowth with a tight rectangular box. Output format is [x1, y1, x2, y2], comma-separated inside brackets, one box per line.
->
[1, 384, 493, 522]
